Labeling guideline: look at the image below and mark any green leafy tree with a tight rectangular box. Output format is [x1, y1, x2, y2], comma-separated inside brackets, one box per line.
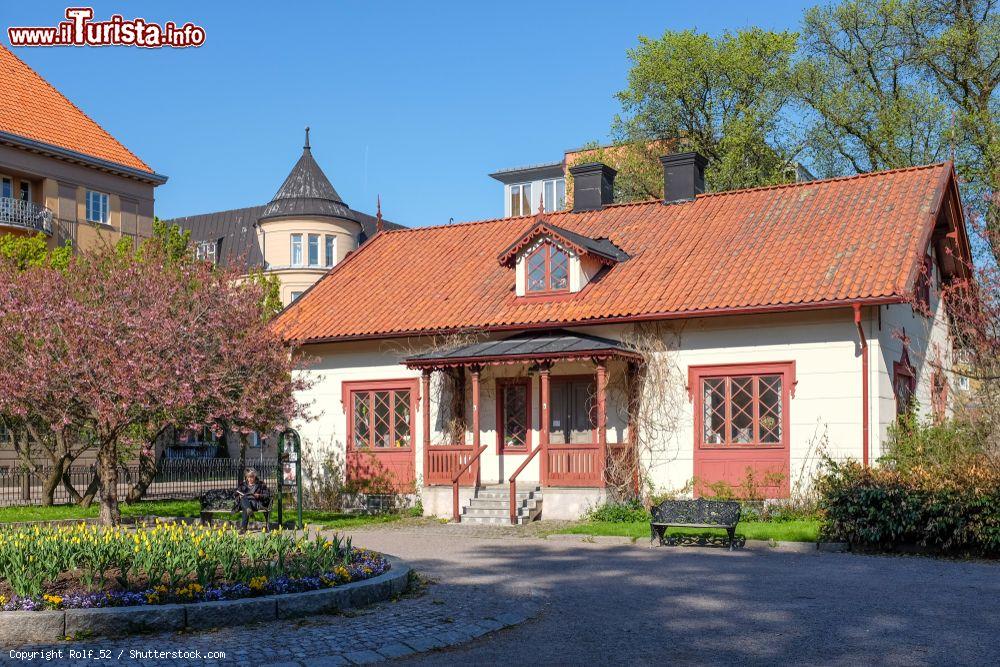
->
[796, 0, 999, 255]
[613, 28, 802, 192]
[0, 233, 71, 271]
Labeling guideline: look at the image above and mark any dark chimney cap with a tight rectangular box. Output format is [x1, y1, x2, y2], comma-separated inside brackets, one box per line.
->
[660, 152, 707, 203]
[569, 162, 617, 212]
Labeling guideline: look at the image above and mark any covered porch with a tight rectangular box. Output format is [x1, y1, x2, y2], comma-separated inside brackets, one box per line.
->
[405, 331, 643, 523]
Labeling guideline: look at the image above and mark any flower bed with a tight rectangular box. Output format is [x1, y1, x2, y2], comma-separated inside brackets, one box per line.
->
[0, 521, 390, 611]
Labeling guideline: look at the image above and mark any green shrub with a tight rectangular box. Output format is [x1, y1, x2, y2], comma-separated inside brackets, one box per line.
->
[881, 413, 986, 472]
[817, 458, 1000, 556]
[586, 499, 650, 523]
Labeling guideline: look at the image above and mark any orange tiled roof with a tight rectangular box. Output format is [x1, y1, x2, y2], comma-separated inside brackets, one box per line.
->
[276, 163, 956, 343]
[0, 45, 152, 173]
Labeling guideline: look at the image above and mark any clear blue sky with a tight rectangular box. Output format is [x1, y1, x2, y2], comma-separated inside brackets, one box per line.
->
[3, 1, 813, 226]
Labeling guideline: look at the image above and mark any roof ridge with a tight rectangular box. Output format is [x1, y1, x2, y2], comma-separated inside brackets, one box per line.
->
[695, 162, 950, 200]
[0, 45, 153, 173]
[385, 162, 950, 234]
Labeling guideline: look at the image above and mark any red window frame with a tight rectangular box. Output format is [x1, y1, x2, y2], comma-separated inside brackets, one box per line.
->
[525, 242, 570, 294]
[689, 362, 795, 450]
[893, 350, 916, 416]
[343, 379, 418, 452]
[496, 378, 532, 453]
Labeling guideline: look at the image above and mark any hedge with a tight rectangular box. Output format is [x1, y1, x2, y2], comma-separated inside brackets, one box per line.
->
[817, 459, 1000, 556]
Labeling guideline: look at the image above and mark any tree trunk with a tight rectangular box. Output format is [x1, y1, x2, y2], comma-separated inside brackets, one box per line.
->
[238, 432, 248, 474]
[125, 447, 159, 503]
[79, 473, 99, 508]
[40, 456, 67, 506]
[96, 442, 120, 526]
[61, 468, 83, 504]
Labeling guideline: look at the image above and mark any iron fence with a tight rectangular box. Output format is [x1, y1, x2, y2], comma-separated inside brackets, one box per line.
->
[0, 458, 282, 507]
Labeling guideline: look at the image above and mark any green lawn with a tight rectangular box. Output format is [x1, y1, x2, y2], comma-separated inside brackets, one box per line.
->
[553, 519, 821, 543]
[0, 500, 402, 529]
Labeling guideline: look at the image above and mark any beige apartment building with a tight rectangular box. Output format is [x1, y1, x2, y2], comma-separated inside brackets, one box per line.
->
[0, 45, 167, 252]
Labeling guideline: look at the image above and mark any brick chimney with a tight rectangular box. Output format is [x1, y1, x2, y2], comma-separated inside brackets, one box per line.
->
[569, 162, 617, 212]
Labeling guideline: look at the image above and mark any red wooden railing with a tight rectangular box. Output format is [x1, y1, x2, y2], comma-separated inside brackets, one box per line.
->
[507, 444, 542, 524]
[546, 444, 603, 487]
[425, 445, 477, 486]
[451, 445, 487, 522]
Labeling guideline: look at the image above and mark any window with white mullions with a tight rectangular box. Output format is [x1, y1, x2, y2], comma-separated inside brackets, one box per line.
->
[543, 178, 566, 212]
[307, 234, 320, 267]
[290, 234, 303, 267]
[510, 183, 532, 217]
[85, 190, 109, 224]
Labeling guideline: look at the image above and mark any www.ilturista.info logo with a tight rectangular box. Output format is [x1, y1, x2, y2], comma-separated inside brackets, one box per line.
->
[7, 7, 205, 48]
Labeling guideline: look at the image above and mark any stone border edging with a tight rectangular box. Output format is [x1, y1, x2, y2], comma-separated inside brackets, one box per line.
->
[0, 555, 411, 645]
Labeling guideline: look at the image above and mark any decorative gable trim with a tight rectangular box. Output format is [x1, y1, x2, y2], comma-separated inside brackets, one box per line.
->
[497, 219, 626, 268]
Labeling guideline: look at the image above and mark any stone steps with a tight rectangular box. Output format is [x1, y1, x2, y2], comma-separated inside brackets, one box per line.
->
[458, 485, 542, 525]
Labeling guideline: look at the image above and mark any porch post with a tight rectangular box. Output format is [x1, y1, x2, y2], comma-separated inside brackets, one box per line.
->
[539, 364, 551, 486]
[596, 360, 607, 489]
[471, 365, 481, 487]
[626, 361, 640, 496]
[421, 369, 431, 486]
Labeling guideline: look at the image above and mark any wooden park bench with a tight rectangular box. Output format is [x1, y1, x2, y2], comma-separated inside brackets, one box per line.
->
[199, 488, 272, 529]
[649, 498, 744, 550]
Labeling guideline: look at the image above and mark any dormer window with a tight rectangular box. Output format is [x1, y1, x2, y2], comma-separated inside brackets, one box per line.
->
[527, 242, 569, 293]
[499, 219, 629, 299]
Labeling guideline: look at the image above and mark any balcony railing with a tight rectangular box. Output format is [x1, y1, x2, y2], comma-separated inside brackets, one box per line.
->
[0, 197, 53, 235]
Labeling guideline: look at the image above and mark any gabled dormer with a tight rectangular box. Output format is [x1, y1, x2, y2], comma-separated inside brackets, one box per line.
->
[498, 219, 628, 297]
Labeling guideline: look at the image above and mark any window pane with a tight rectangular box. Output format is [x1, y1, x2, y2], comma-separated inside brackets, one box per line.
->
[502, 383, 528, 448]
[373, 391, 391, 448]
[730, 376, 754, 443]
[703, 378, 726, 444]
[555, 179, 566, 210]
[527, 247, 546, 292]
[550, 247, 569, 290]
[308, 234, 319, 266]
[510, 185, 521, 217]
[325, 235, 335, 267]
[393, 390, 411, 447]
[521, 183, 532, 216]
[291, 234, 302, 266]
[758, 375, 782, 443]
[1, 178, 10, 199]
[544, 180, 555, 213]
[353, 393, 370, 449]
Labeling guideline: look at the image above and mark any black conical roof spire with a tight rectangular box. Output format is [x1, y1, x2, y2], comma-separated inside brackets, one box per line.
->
[259, 128, 359, 223]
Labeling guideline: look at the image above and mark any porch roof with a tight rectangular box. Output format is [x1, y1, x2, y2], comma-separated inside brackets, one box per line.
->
[404, 330, 641, 369]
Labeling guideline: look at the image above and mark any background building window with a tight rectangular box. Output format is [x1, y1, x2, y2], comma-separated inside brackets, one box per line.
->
[195, 240, 218, 264]
[290, 234, 303, 266]
[18, 181, 30, 202]
[893, 350, 916, 415]
[1, 177, 11, 199]
[543, 178, 566, 212]
[325, 234, 335, 268]
[85, 190, 109, 224]
[290, 291, 303, 302]
[510, 183, 532, 217]
[308, 233, 320, 267]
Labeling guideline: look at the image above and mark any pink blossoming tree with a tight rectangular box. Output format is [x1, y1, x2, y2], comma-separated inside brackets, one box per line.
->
[0, 240, 307, 525]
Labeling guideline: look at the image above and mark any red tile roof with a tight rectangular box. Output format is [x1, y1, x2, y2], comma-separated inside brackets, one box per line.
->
[0, 45, 153, 173]
[276, 163, 958, 344]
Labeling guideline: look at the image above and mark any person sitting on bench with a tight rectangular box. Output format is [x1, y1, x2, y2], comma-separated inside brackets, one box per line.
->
[236, 468, 271, 533]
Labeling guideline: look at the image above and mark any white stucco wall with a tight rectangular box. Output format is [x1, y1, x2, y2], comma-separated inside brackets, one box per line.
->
[291, 300, 950, 512]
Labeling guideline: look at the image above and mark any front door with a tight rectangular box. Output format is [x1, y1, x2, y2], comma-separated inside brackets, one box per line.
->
[344, 379, 418, 492]
[497, 378, 531, 481]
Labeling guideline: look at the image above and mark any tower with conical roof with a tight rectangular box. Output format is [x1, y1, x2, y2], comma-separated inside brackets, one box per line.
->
[256, 128, 365, 303]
